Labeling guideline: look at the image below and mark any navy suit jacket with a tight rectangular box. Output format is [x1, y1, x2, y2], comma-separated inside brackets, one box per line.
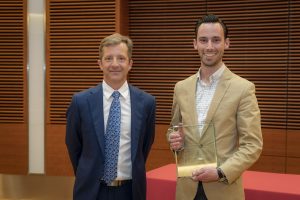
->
[66, 83, 156, 200]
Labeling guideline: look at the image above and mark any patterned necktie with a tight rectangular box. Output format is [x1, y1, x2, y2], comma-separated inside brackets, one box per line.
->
[103, 91, 121, 184]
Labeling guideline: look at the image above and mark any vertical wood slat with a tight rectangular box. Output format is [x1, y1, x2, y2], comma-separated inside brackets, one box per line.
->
[207, 0, 289, 129]
[129, 0, 206, 124]
[128, 0, 300, 174]
[0, 0, 27, 123]
[288, 1, 300, 130]
[46, 0, 128, 175]
[115, 0, 129, 35]
[0, 0, 28, 174]
[44, 0, 300, 175]
[46, 1, 300, 130]
[129, 0, 290, 128]
[0, 124, 28, 174]
[46, 0, 116, 125]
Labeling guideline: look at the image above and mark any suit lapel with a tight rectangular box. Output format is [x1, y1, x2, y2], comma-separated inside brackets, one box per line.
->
[87, 84, 143, 160]
[201, 67, 233, 135]
[88, 84, 105, 155]
[188, 74, 199, 127]
[186, 74, 201, 143]
[129, 85, 143, 162]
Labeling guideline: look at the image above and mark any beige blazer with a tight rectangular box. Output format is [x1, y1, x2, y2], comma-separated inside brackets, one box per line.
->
[169, 66, 263, 200]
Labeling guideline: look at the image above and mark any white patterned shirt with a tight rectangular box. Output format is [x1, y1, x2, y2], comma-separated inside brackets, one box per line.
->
[196, 65, 225, 136]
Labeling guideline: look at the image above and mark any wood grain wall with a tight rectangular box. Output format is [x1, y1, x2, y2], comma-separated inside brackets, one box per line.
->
[39, 0, 300, 176]
[0, 0, 300, 176]
[128, 0, 300, 174]
[0, 0, 28, 174]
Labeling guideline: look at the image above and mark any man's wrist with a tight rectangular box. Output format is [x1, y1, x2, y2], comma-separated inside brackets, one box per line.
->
[171, 145, 184, 152]
[175, 145, 184, 152]
[217, 167, 228, 183]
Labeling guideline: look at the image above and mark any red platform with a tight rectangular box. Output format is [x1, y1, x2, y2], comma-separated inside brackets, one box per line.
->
[146, 164, 300, 200]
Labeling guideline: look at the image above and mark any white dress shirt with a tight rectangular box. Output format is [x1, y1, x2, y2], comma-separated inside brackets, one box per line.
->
[103, 80, 132, 180]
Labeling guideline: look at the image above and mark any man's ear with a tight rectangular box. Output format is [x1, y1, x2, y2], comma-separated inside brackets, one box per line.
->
[225, 38, 230, 49]
[97, 59, 103, 70]
[193, 38, 197, 50]
[128, 59, 133, 71]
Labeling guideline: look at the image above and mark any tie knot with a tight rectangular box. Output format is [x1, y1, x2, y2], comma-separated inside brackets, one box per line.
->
[112, 91, 120, 99]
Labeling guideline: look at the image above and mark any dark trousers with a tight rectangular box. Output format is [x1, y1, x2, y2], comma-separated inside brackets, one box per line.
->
[194, 182, 208, 200]
[97, 181, 132, 200]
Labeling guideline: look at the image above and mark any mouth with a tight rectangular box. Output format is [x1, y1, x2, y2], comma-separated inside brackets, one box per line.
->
[110, 70, 121, 73]
[204, 53, 216, 58]
[203, 53, 217, 61]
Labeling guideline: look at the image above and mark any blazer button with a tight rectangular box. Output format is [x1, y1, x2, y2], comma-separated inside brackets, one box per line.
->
[199, 144, 203, 148]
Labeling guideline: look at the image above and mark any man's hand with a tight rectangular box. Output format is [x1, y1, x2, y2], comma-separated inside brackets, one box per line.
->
[191, 167, 219, 182]
[168, 125, 184, 151]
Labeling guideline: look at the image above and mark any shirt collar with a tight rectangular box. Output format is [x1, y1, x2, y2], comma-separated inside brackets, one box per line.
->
[197, 64, 225, 85]
[102, 80, 129, 100]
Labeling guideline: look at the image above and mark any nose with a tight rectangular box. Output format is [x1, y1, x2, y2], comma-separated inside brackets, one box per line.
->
[111, 57, 119, 66]
[206, 40, 213, 49]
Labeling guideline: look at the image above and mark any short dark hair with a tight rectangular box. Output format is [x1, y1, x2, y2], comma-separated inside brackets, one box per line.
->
[194, 14, 228, 39]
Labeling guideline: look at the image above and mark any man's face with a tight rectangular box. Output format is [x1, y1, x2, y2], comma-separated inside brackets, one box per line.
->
[193, 23, 229, 68]
[98, 43, 132, 87]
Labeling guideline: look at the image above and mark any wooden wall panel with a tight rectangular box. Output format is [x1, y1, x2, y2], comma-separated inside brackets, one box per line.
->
[46, 0, 118, 175]
[152, 124, 169, 149]
[128, 0, 206, 124]
[115, 0, 129, 35]
[128, 0, 290, 128]
[287, 130, 300, 157]
[146, 149, 174, 171]
[286, 157, 300, 174]
[127, 0, 300, 174]
[0, 0, 28, 174]
[288, 1, 300, 129]
[250, 155, 285, 173]
[0, 124, 28, 174]
[146, 124, 174, 170]
[261, 128, 286, 157]
[46, 0, 116, 125]
[206, 1, 289, 129]
[44, 0, 300, 175]
[45, 125, 73, 176]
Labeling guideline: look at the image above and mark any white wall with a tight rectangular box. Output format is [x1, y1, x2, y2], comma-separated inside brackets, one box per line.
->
[28, 0, 45, 174]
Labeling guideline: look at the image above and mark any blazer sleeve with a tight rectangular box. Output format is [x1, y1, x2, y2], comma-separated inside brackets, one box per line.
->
[142, 96, 156, 161]
[221, 82, 263, 183]
[65, 94, 82, 174]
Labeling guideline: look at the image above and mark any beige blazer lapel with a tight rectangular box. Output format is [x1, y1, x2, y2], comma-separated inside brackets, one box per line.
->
[201, 67, 233, 136]
[185, 74, 200, 143]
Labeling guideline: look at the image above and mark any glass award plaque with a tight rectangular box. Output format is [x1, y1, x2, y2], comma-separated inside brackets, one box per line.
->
[173, 123, 217, 177]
